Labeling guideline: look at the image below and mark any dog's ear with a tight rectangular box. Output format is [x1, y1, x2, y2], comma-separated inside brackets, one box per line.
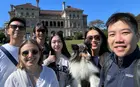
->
[71, 44, 79, 51]
[78, 43, 87, 52]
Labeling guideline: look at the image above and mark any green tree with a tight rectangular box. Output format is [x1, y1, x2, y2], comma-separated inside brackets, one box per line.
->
[88, 19, 105, 29]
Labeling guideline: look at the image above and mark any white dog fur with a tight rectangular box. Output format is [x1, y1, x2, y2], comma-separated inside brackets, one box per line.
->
[69, 44, 100, 87]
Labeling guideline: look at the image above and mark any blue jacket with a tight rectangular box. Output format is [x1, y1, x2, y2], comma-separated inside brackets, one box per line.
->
[99, 46, 140, 87]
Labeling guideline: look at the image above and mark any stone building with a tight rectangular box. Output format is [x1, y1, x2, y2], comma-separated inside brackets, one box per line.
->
[8, 1, 88, 37]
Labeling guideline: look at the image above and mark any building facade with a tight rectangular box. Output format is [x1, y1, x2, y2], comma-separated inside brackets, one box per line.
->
[8, 2, 88, 37]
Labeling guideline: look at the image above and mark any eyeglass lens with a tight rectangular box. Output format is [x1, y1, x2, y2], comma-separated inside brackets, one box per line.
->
[37, 29, 45, 33]
[87, 35, 100, 41]
[22, 49, 38, 57]
[10, 25, 25, 30]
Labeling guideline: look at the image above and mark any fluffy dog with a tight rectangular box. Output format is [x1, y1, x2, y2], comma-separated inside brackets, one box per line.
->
[69, 44, 100, 87]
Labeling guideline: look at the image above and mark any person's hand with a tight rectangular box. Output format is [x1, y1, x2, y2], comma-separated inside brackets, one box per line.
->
[43, 51, 56, 65]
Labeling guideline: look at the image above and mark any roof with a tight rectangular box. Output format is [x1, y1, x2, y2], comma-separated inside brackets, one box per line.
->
[15, 3, 39, 8]
[65, 6, 83, 11]
[40, 10, 62, 16]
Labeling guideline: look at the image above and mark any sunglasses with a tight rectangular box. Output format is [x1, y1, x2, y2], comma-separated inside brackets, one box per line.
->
[22, 49, 39, 57]
[9, 25, 25, 31]
[87, 35, 100, 41]
[37, 29, 45, 33]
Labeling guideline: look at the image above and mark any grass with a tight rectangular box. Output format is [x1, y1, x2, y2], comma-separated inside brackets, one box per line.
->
[65, 40, 84, 53]
[138, 41, 140, 47]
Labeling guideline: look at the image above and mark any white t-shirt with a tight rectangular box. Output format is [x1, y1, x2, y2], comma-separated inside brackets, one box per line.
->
[56, 54, 70, 87]
[0, 44, 19, 86]
[5, 66, 59, 87]
[43, 54, 71, 87]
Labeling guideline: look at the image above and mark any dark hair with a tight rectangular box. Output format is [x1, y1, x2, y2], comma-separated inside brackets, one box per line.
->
[33, 22, 48, 34]
[8, 17, 26, 27]
[49, 31, 71, 58]
[17, 39, 43, 69]
[106, 12, 138, 33]
[84, 26, 110, 56]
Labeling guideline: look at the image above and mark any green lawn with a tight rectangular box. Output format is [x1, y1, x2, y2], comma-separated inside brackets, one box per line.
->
[65, 40, 84, 53]
[138, 42, 140, 47]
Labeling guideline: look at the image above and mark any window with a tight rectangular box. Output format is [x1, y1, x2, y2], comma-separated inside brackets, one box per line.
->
[73, 14, 75, 18]
[53, 21, 56, 27]
[46, 21, 48, 26]
[61, 21, 63, 27]
[32, 13, 34, 16]
[69, 14, 71, 19]
[57, 21, 60, 27]
[26, 12, 29, 16]
[77, 14, 79, 18]
[21, 12, 23, 16]
[50, 21, 53, 27]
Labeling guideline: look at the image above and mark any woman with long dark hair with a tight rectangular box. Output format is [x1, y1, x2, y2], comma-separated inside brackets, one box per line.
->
[43, 31, 71, 87]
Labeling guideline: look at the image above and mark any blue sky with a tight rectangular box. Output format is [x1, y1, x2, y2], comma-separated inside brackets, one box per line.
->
[0, 0, 140, 27]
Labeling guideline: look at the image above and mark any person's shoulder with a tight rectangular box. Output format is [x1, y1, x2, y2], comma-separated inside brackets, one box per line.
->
[0, 45, 9, 59]
[6, 70, 17, 81]
[2, 43, 18, 50]
[2, 43, 10, 48]
[4, 70, 18, 87]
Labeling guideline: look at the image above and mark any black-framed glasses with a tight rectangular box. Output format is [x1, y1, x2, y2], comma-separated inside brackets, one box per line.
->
[9, 25, 25, 31]
[37, 29, 45, 33]
[22, 49, 39, 57]
[87, 35, 100, 41]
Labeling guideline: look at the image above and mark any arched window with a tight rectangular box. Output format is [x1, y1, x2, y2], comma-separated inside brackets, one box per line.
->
[61, 21, 63, 27]
[50, 21, 53, 27]
[53, 21, 56, 27]
[46, 21, 48, 26]
[57, 21, 60, 27]
[42, 21, 44, 25]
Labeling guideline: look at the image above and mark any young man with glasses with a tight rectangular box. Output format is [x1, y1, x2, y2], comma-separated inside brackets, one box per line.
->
[33, 22, 50, 60]
[0, 17, 26, 86]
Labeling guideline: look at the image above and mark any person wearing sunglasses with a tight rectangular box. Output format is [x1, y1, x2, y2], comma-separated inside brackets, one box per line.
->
[43, 31, 72, 87]
[0, 17, 26, 86]
[84, 26, 110, 68]
[5, 39, 59, 87]
[33, 22, 50, 60]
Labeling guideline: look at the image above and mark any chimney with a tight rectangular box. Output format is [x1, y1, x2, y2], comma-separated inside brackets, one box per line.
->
[62, 1, 65, 10]
[10, 4, 14, 11]
[36, 0, 39, 7]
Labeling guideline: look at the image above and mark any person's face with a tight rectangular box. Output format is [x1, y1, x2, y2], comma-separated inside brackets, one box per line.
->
[86, 30, 102, 51]
[35, 27, 46, 40]
[51, 35, 63, 53]
[108, 20, 139, 57]
[7, 21, 26, 41]
[20, 43, 40, 68]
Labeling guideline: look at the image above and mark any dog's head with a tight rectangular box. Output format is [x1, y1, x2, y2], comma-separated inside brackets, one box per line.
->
[70, 43, 91, 62]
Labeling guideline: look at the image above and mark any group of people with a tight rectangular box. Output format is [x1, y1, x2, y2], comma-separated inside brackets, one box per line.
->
[0, 12, 140, 87]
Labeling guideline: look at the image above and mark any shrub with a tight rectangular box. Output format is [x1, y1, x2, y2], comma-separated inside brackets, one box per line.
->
[73, 32, 83, 40]
[64, 36, 73, 40]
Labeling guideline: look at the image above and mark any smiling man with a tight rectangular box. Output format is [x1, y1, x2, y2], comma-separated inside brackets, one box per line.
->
[99, 13, 140, 87]
[0, 17, 26, 86]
